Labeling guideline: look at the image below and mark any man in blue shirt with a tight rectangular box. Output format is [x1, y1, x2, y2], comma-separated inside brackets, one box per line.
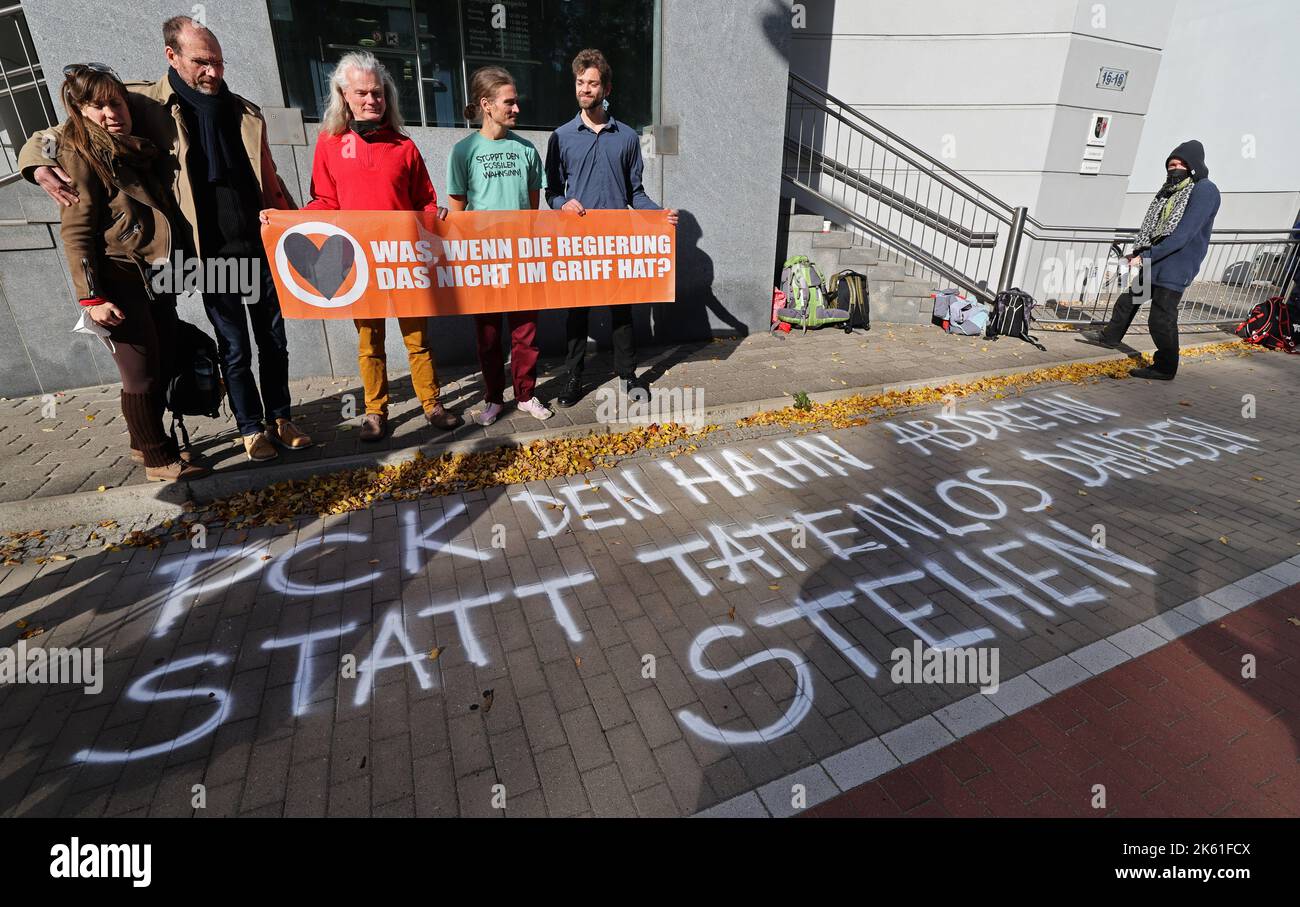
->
[545, 48, 677, 407]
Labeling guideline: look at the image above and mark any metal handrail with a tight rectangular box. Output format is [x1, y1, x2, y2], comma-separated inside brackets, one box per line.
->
[789, 72, 1018, 222]
[786, 173, 997, 304]
[783, 139, 1000, 247]
[788, 85, 1012, 228]
[1026, 224, 1296, 240]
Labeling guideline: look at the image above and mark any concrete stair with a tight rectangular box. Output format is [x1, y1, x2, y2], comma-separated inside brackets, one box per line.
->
[778, 204, 940, 325]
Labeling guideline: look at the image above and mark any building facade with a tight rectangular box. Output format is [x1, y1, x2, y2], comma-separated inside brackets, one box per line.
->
[0, 0, 790, 396]
[0, 0, 1294, 397]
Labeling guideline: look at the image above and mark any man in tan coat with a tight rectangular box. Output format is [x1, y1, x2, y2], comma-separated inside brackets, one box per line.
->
[22, 15, 311, 462]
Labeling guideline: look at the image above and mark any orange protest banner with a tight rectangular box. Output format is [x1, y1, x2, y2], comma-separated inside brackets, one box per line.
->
[260, 209, 676, 319]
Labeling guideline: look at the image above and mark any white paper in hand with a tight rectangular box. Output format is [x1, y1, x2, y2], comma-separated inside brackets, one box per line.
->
[72, 308, 115, 353]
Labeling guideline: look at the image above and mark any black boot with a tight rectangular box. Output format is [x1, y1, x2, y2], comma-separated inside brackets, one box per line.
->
[1078, 330, 1119, 348]
[556, 374, 583, 408]
[1129, 366, 1174, 381]
[620, 374, 651, 403]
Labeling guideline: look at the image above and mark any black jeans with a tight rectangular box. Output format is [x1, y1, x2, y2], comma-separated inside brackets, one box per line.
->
[202, 258, 292, 435]
[564, 305, 636, 381]
[1100, 275, 1183, 376]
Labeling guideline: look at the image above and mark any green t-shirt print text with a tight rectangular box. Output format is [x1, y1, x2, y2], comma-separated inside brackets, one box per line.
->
[447, 131, 545, 212]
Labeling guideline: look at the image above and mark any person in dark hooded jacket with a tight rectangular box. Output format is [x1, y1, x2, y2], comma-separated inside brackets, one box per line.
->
[1082, 140, 1220, 379]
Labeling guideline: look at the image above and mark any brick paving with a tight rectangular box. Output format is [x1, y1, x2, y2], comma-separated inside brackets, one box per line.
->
[0, 347, 1296, 818]
[0, 321, 1184, 504]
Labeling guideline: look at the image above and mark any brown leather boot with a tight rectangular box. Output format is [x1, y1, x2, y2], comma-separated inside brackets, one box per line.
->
[272, 418, 312, 448]
[359, 413, 387, 442]
[243, 431, 279, 462]
[424, 403, 464, 431]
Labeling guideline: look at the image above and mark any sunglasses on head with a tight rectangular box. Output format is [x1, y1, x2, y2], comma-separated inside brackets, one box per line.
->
[63, 62, 120, 79]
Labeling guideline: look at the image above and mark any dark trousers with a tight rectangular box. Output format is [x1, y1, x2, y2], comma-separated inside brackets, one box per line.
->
[476, 310, 540, 405]
[564, 305, 636, 381]
[202, 258, 291, 435]
[1100, 276, 1183, 376]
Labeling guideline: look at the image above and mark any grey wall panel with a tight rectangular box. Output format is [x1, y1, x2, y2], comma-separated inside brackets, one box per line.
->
[827, 0, 1078, 34]
[0, 247, 106, 391]
[0, 281, 41, 399]
[815, 36, 1074, 107]
[22, 0, 285, 115]
[659, 0, 790, 337]
[1069, 0, 1177, 51]
[1033, 172, 1132, 226]
[0, 179, 30, 222]
[1058, 37, 1163, 115]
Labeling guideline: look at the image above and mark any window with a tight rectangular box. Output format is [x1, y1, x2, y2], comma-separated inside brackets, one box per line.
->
[267, 0, 656, 132]
[0, 3, 57, 183]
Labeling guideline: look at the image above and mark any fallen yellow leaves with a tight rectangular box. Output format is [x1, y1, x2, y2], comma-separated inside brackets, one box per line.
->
[197, 422, 718, 531]
[736, 340, 1255, 431]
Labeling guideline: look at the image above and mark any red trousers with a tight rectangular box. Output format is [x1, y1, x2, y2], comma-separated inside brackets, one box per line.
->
[475, 310, 540, 405]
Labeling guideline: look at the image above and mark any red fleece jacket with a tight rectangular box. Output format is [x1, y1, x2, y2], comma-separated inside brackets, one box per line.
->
[303, 126, 440, 212]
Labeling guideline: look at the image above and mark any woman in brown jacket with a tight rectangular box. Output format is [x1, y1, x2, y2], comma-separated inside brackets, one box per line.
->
[57, 65, 208, 481]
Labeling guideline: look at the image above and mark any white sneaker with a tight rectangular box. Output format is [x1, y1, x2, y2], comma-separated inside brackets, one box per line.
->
[474, 402, 503, 426]
[518, 397, 554, 421]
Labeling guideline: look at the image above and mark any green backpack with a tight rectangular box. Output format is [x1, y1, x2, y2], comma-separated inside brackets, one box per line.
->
[777, 255, 850, 333]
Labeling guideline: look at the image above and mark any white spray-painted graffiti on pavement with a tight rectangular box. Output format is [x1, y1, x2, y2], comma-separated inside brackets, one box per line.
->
[56, 399, 1261, 763]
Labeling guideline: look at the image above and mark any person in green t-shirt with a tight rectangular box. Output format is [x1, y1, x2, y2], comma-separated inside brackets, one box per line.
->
[447, 67, 553, 426]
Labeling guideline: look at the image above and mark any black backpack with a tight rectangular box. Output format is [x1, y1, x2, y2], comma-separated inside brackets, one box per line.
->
[166, 319, 225, 448]
[828, 270, 870, 332]
[986, 288, 1046, 350]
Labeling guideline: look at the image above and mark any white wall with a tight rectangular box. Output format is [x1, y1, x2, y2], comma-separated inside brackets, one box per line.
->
[1124, 0, 1300, 228]
[791, 0, 1177, 228]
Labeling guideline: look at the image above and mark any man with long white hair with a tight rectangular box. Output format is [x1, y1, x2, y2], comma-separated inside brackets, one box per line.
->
[302, 51, 463, 439]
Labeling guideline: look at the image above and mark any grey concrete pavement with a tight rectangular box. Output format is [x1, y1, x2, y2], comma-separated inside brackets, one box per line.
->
[0, 346, 1296, 818]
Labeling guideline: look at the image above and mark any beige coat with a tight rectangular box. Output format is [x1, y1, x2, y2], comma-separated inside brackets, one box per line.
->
[21, 73, 297, 259]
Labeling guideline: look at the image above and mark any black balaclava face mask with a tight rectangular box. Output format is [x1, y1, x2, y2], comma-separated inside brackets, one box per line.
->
[1164, 165, 1191, 189]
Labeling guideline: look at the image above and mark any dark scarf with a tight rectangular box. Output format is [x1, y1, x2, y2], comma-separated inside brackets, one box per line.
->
[350, 119, 386, 141]
[167, 66, 242, 181]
